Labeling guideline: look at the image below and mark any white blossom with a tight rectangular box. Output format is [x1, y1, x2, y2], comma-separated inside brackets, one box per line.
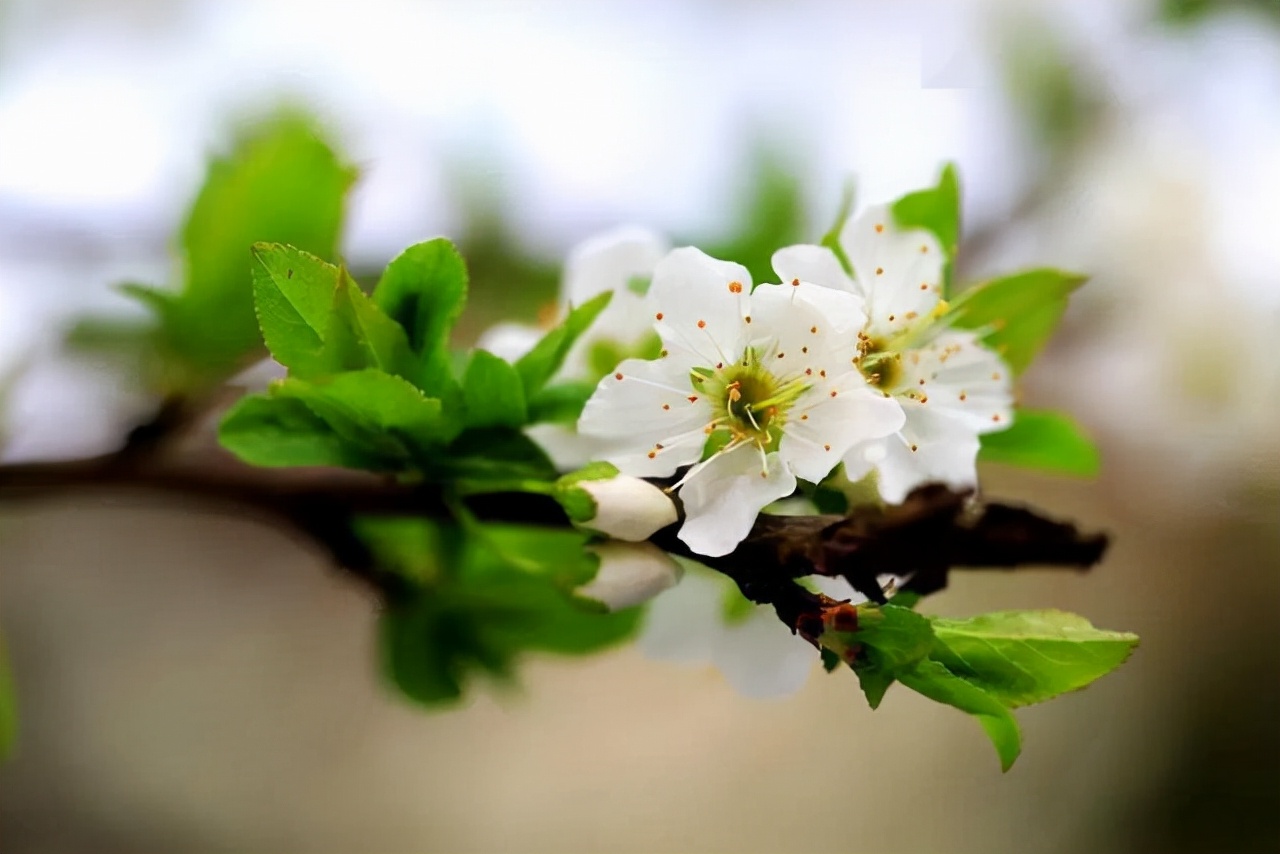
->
[578, 247, 904, 556]
[773, 204, 1013, 503]
[577, 542, 683, 612]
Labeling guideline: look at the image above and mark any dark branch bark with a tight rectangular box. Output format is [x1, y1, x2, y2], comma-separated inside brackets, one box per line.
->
[0, 452, 1109, 641]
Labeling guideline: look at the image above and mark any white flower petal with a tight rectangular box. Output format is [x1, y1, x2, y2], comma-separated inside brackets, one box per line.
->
[853, 403, 982, 504]
[748, 279, 868, 341]
[578, 357, 713, 477]
[894, 330, 1013, 434]
[647, 247, 751, 368]
[711, 609, 815, 699]
[772, 243, 858, 297]
[637, 567, 724, 663]
[782, 382, 905, 483]
[638, 564, 817, 698]
[678, 444, 797, 557]
[840, 203, 944, 338]
[526, 423, 605, 470]
[562, 226, 670, 307]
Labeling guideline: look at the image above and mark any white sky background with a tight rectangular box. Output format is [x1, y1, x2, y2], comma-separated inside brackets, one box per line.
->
[0, 0, 1277, 465]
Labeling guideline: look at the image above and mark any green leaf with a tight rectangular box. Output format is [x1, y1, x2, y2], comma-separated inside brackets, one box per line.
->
[251, 243, 417, 382]
[0, 634, 16, 761]
[928, 610, 1139, 709]
[526, 381, 597, 424]
[250, 243, 338, 371]
[948, 268, 1088, 374]
[355, 518, 451, 586]
[380, 595, 502, 705]
[979, 409, 1101, 476]
[165, 115, 354, 382]
[462, 350, 528, 429]
[820, 648, 843, 673]
[274, 370, 451, 465]
[379, 524, 643, 707]
[892, 163, 960, 291]
[323, 268, 416, 380]
[442, 427, 558, 484]
[899, 659, 1023, 772]
[218, 393, 378, 469]
[374, 239, 469, 396]
[845, 604, 935, 709]
[514, 291, 612, 397]
[469, 524, 601, 589]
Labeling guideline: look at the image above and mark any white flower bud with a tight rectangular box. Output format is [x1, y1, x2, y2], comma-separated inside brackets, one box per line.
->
[577, 542, 682, 611]
[556, 464, 677, 541]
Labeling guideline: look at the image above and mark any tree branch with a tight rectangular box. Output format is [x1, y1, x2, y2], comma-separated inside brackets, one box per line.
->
[0, 448, 1109, 647]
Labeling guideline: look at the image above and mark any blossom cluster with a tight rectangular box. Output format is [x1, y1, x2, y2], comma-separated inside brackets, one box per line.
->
[489, 204, 1014, 559]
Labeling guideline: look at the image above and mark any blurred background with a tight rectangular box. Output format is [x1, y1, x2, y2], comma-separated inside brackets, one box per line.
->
[1, 0, 1278, 851]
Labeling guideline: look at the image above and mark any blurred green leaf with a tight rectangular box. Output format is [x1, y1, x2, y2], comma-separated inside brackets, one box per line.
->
[980, 409, 1101, 476]
[374, 239, 470, 397]
[929, 610, 1139, 708]
[514, 291, 612, 398]
[355, 517, 452, 586]
[441, 427, 557, 484]
[219, 393, 378, 469]
[124, 114, 354, 388]
[462, 350, 527, 429]
[701, 146, 808, 286]
[526, 380, 596, 424]
[892, 163, 960, 291]
[948, 268, 1087, 374]
[0, 634, 16, 762]
[899, 659, 1023, 772]
[380, 523, 642, 707]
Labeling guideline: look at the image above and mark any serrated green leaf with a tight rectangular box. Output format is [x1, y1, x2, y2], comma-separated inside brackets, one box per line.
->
[0, 634, 16, 761]
[462, 350, 527, 429]
[274, 370, 451, 466]
[899, 659, 1023, 772]
[374, 239, 469, 397]
[250, 243, 338, 371]
[979, 409, 1100, 476]
[928, 610, 1138, 709]
[324, 269, 416, 379]
[948, 268, 1087, 374]
[218, 393, 379, 469]
[892, 164, 960, 291]
[514, 291, 612, 397]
